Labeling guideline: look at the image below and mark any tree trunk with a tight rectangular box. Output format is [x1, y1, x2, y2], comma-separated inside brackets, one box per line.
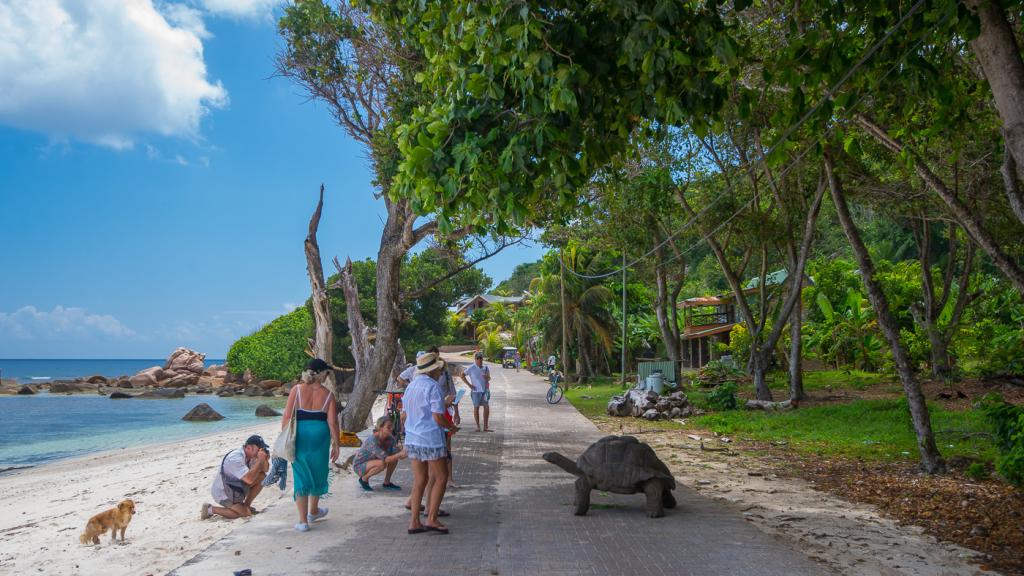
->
[967, 0, 1024, 185]
[304, 185, 335, 396]
[1000, 139, 1024, 226]
[653, 265, 682, 364]
[789, 294, 805, 401]
[750, 352, 771, 401]
[927, 327, 952, 382]
[856, 114, 1024, 294]
[337, 205, 411, 433]
[560, 252, 572, 382]
[825, 152, 946, 474]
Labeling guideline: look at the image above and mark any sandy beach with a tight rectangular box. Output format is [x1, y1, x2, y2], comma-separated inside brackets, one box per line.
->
[0, 419, 290, 576]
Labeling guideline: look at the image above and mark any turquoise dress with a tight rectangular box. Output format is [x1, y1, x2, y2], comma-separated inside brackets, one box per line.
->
[292, 386, 332, 499]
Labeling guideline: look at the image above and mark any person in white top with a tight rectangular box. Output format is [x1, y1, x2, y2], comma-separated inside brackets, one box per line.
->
[461, 352, 492, 432]
[200, 434, 270, 521]
[401, 352, 451, 535]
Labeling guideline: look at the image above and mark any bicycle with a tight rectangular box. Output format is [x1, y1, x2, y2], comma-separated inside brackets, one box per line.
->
[546, 370, 564, 404]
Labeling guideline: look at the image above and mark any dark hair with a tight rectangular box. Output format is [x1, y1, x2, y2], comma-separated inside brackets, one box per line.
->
[306, 358, 331, 374]
[245, 434, 269, 451]
[428, 346, 440, 354]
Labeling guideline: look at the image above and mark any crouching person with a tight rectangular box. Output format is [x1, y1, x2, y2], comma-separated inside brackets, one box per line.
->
[201, 434, 270, 520]
[354, 415, 407, 491]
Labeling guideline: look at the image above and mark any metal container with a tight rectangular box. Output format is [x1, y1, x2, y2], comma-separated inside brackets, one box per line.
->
[645, 371, 665, 394]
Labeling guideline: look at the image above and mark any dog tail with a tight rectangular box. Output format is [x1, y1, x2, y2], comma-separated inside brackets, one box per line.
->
[79, 532, 89, 545]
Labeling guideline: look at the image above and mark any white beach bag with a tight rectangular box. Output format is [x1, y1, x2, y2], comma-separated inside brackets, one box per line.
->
[273, 401, 297, 462]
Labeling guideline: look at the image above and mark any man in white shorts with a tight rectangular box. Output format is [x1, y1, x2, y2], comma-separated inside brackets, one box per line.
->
[461, 352, 492, 432]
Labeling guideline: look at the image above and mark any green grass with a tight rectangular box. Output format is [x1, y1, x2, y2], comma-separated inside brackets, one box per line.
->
[694, 399, 998, 462]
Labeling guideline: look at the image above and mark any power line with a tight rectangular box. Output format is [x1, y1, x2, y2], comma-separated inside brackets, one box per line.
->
[563, 0, 930, 280]
[561, 0, 928, 280]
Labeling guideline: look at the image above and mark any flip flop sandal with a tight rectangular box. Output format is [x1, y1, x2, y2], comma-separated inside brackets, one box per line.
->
[424, 525, 450, 534]
[407, 527, 428, 534]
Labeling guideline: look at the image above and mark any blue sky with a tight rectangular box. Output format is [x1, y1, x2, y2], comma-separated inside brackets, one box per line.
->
[0, 0, 543, 359]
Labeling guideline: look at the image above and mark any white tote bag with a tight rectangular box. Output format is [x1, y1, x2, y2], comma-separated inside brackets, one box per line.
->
[273, 400, 298, 462]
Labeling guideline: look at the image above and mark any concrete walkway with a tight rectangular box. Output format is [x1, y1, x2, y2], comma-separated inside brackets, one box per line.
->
[172, 357, 829, 576]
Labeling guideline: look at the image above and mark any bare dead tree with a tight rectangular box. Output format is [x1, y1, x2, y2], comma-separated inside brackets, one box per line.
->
[304, 184, 335, 394]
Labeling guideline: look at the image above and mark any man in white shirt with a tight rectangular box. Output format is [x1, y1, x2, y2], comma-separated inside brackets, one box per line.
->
[201, 435, 270, 520]
[461, 352, 492, 432]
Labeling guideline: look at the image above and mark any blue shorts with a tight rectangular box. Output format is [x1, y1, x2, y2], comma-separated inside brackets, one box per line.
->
[471, 391, 489, 407]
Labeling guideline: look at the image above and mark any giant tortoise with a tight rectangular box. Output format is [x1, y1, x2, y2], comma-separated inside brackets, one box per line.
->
[542, 435, 677, 518]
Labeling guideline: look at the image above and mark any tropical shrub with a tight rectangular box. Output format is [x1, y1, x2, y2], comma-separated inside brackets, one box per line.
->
[694, 359, 745, 387]
[978, 394, 1024, 487]
[707, 382, 739, 411]
[226, 307, 313, 381]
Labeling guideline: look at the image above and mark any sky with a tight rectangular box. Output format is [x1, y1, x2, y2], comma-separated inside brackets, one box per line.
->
[0, 0, 544, 359]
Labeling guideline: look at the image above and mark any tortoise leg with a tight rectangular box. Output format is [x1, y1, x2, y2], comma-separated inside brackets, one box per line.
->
[662, 488, 677, 509]
[644, 480, 666, 518]
[573, 476, 591, 516]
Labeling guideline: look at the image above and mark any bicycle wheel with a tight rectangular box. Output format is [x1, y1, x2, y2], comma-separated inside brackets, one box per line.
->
[546, 384, 563, 404]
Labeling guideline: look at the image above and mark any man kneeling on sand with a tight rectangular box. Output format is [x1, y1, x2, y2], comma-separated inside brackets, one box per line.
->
[200, 435, 270, 520]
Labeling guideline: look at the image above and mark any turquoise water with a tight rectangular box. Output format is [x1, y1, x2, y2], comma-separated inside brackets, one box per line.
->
[0, 394, 285, 469]
[0, 358, 225, 383]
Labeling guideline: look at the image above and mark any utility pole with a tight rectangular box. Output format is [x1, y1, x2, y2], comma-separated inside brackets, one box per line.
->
[560, 249, 571, 383]
[621, 252, 627, 387]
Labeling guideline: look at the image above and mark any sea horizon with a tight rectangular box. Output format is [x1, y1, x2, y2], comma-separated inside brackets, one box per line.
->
[0, 358, 226, 384]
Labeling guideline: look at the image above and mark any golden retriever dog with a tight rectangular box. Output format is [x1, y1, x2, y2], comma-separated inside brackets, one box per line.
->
[79, 499, 135, 545]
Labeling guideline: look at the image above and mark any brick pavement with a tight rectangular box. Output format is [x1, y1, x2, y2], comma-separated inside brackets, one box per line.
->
[173, 359, 829, 576]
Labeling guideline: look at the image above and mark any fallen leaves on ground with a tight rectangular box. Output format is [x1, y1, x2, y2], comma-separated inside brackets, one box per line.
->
[780, 456, 1024, 575]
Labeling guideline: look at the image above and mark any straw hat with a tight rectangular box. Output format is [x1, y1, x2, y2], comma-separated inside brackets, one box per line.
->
[414, 352, 445, 374]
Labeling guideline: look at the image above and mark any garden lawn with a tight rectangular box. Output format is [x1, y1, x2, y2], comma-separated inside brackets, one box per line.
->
[695, 399, 999, 463]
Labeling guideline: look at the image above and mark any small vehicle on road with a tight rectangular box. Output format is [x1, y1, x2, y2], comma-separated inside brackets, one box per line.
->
[501, 347, 518, 369]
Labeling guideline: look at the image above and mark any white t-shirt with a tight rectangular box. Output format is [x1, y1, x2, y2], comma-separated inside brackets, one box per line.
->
[547, 355, 556, 366]
[464, 363, 490, 393]
[401, 374, 445, 448]
[211, 447, 250, 504]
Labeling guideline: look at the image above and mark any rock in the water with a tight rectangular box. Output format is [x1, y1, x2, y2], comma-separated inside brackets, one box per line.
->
[164, 347, 207, 375]
[85, 374, 107, 384]
[642, 408, 662, 420]
[257, 379, 282, 390]
[17, 385, 35, 395]
[49, 382, 82, 393]
[216, 389, 235, 397]
[255, 404, 282, 417]
[138, 387, 186, 399]
[159, 373, 199, 389]
[109, 391, 134, 399]
[114, 379, 133, 388]
[129, 371, 159, 388]
[244, 386, 263, 397]
[182, 403, 224, 421]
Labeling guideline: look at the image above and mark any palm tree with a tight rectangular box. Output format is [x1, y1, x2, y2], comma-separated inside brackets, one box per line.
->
[528, 247, 618, 380]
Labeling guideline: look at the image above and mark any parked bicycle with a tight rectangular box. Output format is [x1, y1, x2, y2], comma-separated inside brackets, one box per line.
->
[546, 370, 564, 404]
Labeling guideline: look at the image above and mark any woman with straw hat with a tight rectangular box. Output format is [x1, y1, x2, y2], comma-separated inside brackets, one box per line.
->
[402, 352, 450, 534]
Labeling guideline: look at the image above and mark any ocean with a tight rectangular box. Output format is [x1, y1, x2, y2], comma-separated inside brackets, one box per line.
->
[0, 358, 225, 384]
[0, 359, 283, 470]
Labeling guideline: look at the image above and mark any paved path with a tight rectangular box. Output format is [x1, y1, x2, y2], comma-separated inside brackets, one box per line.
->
[172, 357, 828, 576]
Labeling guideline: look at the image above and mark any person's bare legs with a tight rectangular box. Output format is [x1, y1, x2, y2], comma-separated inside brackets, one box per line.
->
[296, 495, 309, 524]
[360, 460, 386, 482]
[423, 459, 448, 530]
[408, 459, 428, 530]
[309, 495, 321, 517]
[483, 404, 492, 431]
[405, 471, 434, 509]
[210, 502, 250, 519]
[244, 478, 264, 513]
[384, 460, 398, 484]
[473, 405, 481, 431]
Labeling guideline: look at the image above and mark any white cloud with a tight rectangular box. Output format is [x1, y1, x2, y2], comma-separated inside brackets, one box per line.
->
[196, 0, 280, 19]
[0, 306, 135, 340]
[0, 0, 228, 148]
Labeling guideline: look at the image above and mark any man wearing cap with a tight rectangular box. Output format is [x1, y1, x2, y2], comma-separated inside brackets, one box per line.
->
[461, 352, 492, 432]
[200, 435, 270, 520]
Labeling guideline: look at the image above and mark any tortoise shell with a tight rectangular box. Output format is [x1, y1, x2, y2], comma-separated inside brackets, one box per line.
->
[576, 435, 676, 493]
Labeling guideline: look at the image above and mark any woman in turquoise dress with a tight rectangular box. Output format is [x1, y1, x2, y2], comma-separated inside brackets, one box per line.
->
[281, 358, 339, 532]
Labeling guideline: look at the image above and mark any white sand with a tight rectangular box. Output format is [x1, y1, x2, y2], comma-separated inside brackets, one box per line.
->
[0, 420, 289, 576]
